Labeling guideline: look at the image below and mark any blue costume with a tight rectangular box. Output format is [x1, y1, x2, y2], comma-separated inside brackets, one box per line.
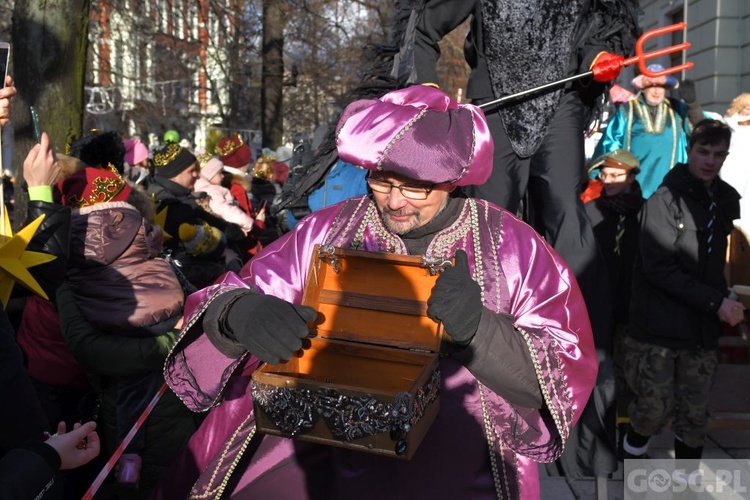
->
[594, 94, 694, 198]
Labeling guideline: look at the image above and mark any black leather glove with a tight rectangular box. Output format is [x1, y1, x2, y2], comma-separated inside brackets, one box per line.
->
[221, 292, 318, 364]
[678, 79, 705, 126]
[679, 79, 697, 104]
[427, 250, 482, 346]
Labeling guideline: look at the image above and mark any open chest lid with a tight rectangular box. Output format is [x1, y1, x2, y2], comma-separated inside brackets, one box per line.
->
[302, 245, 453, 354]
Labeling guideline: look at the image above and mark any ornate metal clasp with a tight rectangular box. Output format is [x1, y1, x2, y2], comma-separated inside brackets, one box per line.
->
[317, 245, 342, 273]
[422, 256, 453, 275]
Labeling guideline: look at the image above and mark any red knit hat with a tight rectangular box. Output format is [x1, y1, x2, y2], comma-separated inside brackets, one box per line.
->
[56, 167, 131, 208]
[217, 134, 252, 168]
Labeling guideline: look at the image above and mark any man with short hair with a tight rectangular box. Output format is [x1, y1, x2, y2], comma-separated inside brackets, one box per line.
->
[157, 85, 597, 499]
[624, 119, 745, 460]
[147, 143, 244, 286]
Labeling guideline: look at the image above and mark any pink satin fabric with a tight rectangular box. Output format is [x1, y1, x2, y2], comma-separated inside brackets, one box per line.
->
[160, 196, 596, 499]
[336, 85, 493, 186]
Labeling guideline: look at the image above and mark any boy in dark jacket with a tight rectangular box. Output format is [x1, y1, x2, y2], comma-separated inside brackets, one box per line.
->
[584, 149, 644, 455]
[624, 120, 745, 460]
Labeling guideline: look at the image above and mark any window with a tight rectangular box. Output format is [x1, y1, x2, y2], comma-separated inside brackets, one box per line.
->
[189, 2, 199, 40]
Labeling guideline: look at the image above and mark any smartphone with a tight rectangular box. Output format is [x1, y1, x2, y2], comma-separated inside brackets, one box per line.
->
[30, 106, 40, 142]
[0, 42, 9, 88]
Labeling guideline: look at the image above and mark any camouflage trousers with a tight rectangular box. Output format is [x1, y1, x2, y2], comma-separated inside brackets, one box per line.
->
[623, 335, 718, 448]
[613, 323, 634, 419]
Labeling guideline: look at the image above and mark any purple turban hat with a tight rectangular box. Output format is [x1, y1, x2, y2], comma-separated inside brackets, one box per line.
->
[336, 85, 493, 186]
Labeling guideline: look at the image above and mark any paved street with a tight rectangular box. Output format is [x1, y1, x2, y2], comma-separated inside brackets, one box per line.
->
[540, 363, 750, 499]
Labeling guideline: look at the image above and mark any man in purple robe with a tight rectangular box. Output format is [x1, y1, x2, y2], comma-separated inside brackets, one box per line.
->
[157, 85, 597, 499]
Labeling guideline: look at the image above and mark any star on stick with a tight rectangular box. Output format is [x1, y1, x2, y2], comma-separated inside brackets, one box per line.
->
[0, 211, 57, 308]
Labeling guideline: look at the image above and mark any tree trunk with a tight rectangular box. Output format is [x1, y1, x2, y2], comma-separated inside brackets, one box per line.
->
[261, 0, 284, 149]
[11, 0, 89, 226]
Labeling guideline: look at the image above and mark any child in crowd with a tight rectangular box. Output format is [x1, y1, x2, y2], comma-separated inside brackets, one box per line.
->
[194, 154, 265, 260]
[59, 132, 185, 486]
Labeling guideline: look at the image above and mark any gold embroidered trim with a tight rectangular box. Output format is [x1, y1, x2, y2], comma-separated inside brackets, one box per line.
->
[542, 339, 569, 434]
[66, 175, 127, 208]
[517, 327, 568, 448]
[627, 98, 679, 171]
[216, 135, 245, 157]
[425, 199, 473, 259]
[626, 100, 634, 150]
[469, 200, 484, 301]
[217, 423, 257, 497]
[667, 107, 677, 170]
[489, 423, 515, 499]
[634, 99, 668, 134]
[499, 427, 513, 499]
[154, 143, 183, 166]
[196, 152, 213, 167]
[485, 204, 503, 310]
[163, 286, 248, 413]
[479, 382, 503, 500]
[354, 201, 407, 254]
[189, 415, 257, 498]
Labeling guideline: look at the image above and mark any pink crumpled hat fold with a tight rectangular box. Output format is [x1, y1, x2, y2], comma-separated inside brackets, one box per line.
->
[336, 85, 493, 186]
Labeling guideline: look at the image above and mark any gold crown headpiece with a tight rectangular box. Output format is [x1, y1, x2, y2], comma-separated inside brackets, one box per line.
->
[216, 135, 244, 157]
[60, 165, 131, 209]
[195, 152, 213, 167]
[66, 176, 127, 208]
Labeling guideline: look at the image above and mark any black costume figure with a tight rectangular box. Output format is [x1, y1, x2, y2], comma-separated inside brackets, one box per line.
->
[414, 0, 638, 280]
[413, 0, 640, 480]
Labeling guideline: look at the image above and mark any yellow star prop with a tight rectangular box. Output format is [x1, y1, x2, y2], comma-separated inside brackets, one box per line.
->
[0, 211, 57, 308]
[153, 201, 172, 242]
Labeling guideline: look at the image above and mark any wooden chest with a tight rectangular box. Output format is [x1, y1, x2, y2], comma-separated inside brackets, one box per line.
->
[251, 245, 452, 459]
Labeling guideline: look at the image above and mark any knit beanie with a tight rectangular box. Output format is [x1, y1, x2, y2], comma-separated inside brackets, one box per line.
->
[178, 222, 224, 257]
[200, 157, 224, 181]
[123, 137, 149, 166]
[153, 144, 197, 179]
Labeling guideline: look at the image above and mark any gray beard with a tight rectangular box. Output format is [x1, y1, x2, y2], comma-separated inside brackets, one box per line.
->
[378, 196, 450, 236]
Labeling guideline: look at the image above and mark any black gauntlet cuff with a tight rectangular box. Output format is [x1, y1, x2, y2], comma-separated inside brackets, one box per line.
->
[203, 288, 254, 357]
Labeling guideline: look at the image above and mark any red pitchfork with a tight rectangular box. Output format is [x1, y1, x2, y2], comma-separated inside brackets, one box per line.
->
[478, 23, 694, 110]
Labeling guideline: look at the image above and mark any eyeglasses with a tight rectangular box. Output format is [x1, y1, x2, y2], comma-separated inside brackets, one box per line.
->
[366, 177, 434, 200]
[598, 171, 629, 181]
